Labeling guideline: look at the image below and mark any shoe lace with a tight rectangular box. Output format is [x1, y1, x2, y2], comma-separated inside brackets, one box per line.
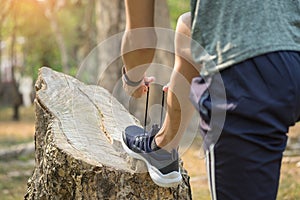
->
[143, 84, 165, 133]
[132, 135, 151, 152]
[136, 84, 165, 153]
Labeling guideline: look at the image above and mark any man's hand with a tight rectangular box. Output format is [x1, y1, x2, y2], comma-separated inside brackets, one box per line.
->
[123, 76, 155, 98]
[162, 83, 170, 92]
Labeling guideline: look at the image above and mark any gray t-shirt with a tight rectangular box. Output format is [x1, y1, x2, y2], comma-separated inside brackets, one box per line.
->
[190, 0, 300, 76]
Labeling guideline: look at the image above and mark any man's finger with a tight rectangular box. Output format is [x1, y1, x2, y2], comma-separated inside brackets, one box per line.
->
[144, 76, 155, 84]
[163, 83, 170, 92]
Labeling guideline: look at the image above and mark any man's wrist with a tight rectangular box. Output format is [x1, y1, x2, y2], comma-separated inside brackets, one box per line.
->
[122, 66, 144, 87]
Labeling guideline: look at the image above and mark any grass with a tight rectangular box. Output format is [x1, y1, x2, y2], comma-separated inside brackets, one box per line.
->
[0, 106, 35, 122]
[278, 162, 300, 200]
[181, 141, 211, 200]
[0, 106, 35, 200]
[0, 106, 35, 149]
[0, 158, 34, 200]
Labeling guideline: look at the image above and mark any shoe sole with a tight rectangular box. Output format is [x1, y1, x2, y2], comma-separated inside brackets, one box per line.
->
[121, 136, 182, 187]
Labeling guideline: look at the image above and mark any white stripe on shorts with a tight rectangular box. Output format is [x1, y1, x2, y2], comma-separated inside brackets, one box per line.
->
[206, 144, 217, 200]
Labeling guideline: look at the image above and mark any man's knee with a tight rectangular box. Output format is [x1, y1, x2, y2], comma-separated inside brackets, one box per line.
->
[176, 12, 191, 32]
[175, 12, 192, 55]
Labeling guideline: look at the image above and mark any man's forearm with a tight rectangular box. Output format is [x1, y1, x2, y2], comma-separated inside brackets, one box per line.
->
[122, 0, 157, 81]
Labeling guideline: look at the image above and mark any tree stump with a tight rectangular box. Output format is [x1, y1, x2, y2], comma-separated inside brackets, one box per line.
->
[25, 67, 192, 200]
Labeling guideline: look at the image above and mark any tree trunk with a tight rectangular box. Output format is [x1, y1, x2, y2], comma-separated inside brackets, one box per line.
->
[25, 67, 192, 200]
[41, 1, 70, 73]
[10, 0, 22, 120]
[94, 0, 125, 91]
[76, 0, 97, 63]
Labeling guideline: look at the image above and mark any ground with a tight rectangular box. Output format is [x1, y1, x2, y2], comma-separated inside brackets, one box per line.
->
[0, 106, 299, 200]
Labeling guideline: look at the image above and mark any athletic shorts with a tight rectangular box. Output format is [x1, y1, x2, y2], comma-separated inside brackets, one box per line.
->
[190, 51, 300, 200]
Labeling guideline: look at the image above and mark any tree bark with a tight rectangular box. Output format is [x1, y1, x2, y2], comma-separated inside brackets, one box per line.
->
[25, 67, 192, 200]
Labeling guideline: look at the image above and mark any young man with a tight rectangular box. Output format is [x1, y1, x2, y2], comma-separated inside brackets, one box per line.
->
[121, 0, 300, 199]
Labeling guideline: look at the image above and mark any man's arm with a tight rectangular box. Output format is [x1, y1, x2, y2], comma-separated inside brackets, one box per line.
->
[121, 0, 157, 98]
[124, 0, 155, 29]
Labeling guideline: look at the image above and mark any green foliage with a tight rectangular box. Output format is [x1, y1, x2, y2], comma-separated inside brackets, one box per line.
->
[0, 0, 91, 79]
[0, 0, 61, 79]
[0, 0, 189, 81]
[167, 0, 190, 29]
[56, 3, 87, 73]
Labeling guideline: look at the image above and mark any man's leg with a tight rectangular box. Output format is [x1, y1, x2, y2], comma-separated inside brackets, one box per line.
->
[122, 12, 200, 187]
[122, 4, 199, 148]
[154, 12, 200, 151]
[206, 51, 300, 200]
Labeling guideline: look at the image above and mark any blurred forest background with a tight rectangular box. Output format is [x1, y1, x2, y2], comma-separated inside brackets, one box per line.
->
[0, 0, 299, 200]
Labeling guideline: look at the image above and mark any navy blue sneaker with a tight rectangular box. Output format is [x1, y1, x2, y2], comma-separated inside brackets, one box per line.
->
[121, 124, 182, 187]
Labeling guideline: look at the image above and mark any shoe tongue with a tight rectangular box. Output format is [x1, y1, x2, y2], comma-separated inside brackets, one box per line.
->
[148, 124, 161, 151]
[150, 137, 161, 151]
[147, 124, 160, 137]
